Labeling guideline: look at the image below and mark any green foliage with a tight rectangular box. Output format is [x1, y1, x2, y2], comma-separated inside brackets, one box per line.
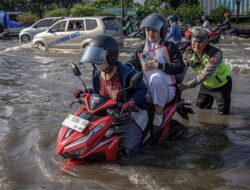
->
[45, 8, 68, 17]
[97, 12, 116, 16]
[70, 3, 98, 16]
[210, 6, 231, 23]
[94, 0, 119, 8]
[16, 13, 40, 27]
[139, 2, 202, 25]
[160, 7, 176, 18]
[176, 5, 203, 25]
[138, 0, 161, 19]
[144, 0, 162, 10]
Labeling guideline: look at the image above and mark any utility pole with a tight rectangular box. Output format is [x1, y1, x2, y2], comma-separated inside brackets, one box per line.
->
[121, 0, 125, 18]
[236, 0, 241, 24]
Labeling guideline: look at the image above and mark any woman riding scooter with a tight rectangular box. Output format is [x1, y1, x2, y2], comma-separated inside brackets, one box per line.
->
[127, 13, 185, 137]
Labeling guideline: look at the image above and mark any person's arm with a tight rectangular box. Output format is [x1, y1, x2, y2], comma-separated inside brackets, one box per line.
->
[185, 51, 222, 88]
[128, 70, 147, 107]
[166, 25, 174, 39]
[218, 18, 229, 27]
[223, 18, 230, 25]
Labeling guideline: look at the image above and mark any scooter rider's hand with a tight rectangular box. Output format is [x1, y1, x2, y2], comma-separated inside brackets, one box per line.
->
[121, 100, 136, 114]
[142, 59, 159, 71]
[73, 89, 85, 98]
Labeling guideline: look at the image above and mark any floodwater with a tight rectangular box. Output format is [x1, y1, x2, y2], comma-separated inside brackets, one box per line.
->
[0, 37, 249, 190]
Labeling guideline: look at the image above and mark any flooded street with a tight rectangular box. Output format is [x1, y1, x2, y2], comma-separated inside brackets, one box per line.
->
[0, 37, 250, 190]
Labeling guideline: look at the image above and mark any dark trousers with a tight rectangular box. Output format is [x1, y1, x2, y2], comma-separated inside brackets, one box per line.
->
[196, 76, 232, 114]
[114, 119, 143, 156]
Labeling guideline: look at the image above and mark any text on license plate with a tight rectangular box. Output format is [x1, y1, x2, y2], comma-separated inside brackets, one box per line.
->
[62, 114, 89, 133]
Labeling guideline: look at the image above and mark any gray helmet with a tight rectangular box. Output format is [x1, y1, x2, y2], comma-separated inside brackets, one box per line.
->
[140, 13, 168, 38]
[167, 14, 179, 22]
[191, 27, 209, 41]
[80, 34, 119, 66]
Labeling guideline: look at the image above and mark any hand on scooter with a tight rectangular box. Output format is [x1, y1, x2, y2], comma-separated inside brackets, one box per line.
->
[73, 89, 85, 98]
[121, 100, 136, 114]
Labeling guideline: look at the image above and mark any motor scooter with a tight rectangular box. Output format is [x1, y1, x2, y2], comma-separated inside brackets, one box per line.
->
[56, 63, 193, 166]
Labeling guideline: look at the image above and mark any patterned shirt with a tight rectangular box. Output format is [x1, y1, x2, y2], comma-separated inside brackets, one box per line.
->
[99, 70, 123, 101]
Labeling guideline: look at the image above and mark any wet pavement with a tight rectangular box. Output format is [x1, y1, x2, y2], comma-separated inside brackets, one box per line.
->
[0, 37, 249, 190]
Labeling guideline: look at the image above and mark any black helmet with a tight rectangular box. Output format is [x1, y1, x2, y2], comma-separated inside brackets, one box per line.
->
[191, 27, 209, 42]
[201, 14, 209, 22]
[80, 34, 119, 66]
[140, 13, 168, 38]
[167, 14, 179, 22]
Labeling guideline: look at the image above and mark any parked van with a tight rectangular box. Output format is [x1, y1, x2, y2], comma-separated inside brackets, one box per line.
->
[32, 16, 124, 49]
[19, 17, 64, 43]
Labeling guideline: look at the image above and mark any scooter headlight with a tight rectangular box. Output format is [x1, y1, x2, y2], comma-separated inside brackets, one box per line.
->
[64, 121, 106, 150]
[62, 147, 87, 158]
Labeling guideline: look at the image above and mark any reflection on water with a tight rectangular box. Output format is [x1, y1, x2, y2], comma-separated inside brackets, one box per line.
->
[0, 38, 250, 189]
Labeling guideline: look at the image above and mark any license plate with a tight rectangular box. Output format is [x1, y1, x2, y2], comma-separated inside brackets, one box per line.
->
[62, 114, 89, 133]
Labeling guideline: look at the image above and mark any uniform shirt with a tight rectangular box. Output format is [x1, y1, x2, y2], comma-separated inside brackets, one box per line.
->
[183, 45, 223, 88]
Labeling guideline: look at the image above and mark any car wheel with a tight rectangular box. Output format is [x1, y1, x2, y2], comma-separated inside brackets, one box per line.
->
[34, 42, 46, 50]
[21, 35, 31, 43]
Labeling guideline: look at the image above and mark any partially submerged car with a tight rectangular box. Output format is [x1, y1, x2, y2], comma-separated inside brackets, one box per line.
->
[32, 16, 124, 49]
[19, 17, 64, 43]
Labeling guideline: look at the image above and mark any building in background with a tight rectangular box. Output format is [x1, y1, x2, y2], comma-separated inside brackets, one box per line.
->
[198, 0, 250, 16]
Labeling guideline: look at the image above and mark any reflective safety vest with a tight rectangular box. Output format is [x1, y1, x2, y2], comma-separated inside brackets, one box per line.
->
[188, 52, 231, 89]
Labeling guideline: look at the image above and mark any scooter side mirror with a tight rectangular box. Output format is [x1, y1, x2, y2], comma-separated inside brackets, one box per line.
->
[129, 72, 143, 89]
[69, 62, 81, 76]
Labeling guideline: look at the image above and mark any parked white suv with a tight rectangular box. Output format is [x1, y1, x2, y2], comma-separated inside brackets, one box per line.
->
[32, 16, 124, 49]
[19, 17, 64, 43]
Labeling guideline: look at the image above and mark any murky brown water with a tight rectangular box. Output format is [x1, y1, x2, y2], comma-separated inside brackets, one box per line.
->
[0, 37, 249, 190]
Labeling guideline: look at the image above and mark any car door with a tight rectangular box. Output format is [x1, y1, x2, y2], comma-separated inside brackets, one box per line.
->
[46, 20, 67, 49]
[64, 19, 85, 49]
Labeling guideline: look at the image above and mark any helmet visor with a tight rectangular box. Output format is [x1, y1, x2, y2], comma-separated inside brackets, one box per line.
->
[80, 46, 107, 65]
[140, 17, 163, 32]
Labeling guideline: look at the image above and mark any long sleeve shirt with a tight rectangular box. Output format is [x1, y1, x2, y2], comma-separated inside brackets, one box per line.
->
[165, 23, 182, 44]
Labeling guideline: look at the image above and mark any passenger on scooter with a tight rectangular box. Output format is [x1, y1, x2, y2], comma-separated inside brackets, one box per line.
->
[201, 14, 210, 29]
[75, 34, 147, 156]
[180, 27, 232, 114]
[217, 11, 231, 34]
[165, 14, 182, 44]
[127, 13, 185, 135]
